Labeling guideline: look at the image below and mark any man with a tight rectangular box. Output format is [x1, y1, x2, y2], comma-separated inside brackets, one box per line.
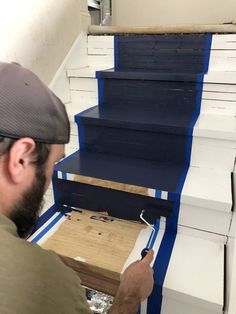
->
[0, 62, 154, 313]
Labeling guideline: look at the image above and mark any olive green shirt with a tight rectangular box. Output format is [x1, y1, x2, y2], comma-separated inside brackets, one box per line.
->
[0, 214, 92, 314]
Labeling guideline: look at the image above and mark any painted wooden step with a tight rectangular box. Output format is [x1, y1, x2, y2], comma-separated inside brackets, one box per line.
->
[88, 34, 236, 72]
[53, 150, 232, 215]
[30, 207, 225, 314]
[114, 34, 212, 73]
[77, 106, 236, 141]
[75, 107, 235, 170]
[95, 75, 208, 117]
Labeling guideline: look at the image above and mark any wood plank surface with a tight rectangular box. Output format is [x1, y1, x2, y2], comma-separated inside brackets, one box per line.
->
[74, 175, 150, 196]
[42, 209, 145, 295]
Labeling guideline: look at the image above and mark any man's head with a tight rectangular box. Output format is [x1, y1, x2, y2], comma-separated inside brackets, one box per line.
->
[0, 62, 70, 238]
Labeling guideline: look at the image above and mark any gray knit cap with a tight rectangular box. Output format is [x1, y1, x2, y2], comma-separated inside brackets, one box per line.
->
[0, 62, 70, 144]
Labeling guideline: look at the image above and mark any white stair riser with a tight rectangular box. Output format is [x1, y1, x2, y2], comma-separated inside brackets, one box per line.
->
[70, 77, 98, 92]
[179, 203, 231, 235]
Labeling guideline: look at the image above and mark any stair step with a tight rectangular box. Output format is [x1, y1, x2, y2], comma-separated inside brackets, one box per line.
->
[77, 106, 236, 141]
[124, 225, 224, 314]
[114, 34, 212, 73]
[32, 206, 225, 313]
[54, 150, 232, 213]
[67, 66, 112, 78]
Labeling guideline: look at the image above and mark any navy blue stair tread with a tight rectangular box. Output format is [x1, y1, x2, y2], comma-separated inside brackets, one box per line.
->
[97, 70, 202, 82]
[55, 150, 184, 193]
[76, 106, 192, 135]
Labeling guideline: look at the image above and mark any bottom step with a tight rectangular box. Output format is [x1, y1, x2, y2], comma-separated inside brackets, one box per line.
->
[31, 206, 224, 314]
[53, 150, 232, 234]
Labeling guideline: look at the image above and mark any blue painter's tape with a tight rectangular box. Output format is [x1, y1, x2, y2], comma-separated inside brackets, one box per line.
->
[114, 35, 119, 71]
[203, 34, 212, 73]
[53, 170, 60, 205]
[74, 105, 99, 149]
[74, 105, 98, 124]
[96, 71, 103, 79]
[62, 172, 67, 180]
[30, 204, 58, 235]
[77, 117, 86, 150]
[30, 212, 65, 244]
[155, 190, 161, 199]
[98, 78, 105, 106]
[149, 219, 160, 249]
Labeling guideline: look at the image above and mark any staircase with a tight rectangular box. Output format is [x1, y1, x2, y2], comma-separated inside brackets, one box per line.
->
[35, 34, 236, 314]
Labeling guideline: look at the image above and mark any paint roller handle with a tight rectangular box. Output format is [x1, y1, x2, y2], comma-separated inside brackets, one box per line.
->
[141, 248, 150, 260]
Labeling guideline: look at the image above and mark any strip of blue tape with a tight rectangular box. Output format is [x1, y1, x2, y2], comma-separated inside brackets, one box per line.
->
[98, 78, 105, 106]
[148, 218, 160, 249]
[30, 204, 58, 235]
[30, 212, 65, 244]
[74, 105, 98, 150]
[114, 35, 119, 71]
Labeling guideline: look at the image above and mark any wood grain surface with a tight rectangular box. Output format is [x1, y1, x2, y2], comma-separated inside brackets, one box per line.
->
[74, 174, 150, 196]
[42, 208, 145, 295]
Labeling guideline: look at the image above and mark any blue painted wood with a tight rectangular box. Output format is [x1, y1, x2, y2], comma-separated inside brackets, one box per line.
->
[96, 70, 202, 83]
[115, 35, 212, 73]
[55, 150, 184, 193]
[53, 178, 173, 223]
[77, 107, 190, 164]
[76, 106, 191, 134]
[99, 79, 202, 112]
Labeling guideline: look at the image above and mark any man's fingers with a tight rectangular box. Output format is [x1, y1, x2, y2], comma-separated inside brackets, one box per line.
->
[141, 249, 154, 265]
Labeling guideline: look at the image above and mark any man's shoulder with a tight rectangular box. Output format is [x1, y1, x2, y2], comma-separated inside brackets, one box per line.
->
[0, 218, 91, 314]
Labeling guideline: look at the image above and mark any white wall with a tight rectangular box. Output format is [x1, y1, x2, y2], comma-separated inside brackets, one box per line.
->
[0, 0, 90, 85]
[112, 0, 236, 26]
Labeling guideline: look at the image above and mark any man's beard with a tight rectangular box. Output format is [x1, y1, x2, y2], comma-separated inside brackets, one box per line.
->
[9, 166, 46, 239]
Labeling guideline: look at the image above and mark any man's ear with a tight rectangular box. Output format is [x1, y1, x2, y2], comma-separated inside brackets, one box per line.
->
[7, 138, 36, 184]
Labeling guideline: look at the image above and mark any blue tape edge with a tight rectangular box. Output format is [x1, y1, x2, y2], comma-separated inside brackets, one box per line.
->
[30, 213, 65, 244]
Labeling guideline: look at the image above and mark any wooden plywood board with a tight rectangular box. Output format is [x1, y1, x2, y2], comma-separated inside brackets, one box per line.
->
[42, 209, 145, 295]
[74, 174, 150, 196]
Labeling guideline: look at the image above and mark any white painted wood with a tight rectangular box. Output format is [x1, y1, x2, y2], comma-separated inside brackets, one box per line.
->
[70, 122, 79, 136]
[224, 237, 235, 314]
[201, 99, 236, 116]
[227, 236, 236, 314]
[176, 223, 227, 244]
[71, 89, 98, 100]
[208, 51, 236, 71]
[182, 167, 232, 212]
[194, 114, 236, 141]
[123, 225, 224, 313]
[65, 101, 96, 121]
[88, 55, 114, 68]
[204, 72, 236, 85]
[202, 91, 236, 102]
[67, 66, 113, 78]
[203, 83, 236, 94]
[50, 33, 88, 103]
[88, 35, 114, 44]
[190, 137, 236, 171]
[229, 212, 236, 238]
[178, 203, 231, 235]
[70, 77, 98, 92]
[163, 233, 224, 312]
[70, 90, 98, 105]
[212, 35, 236, 51]
[88, 47, 114, 55]
[161, 296, 221, 314]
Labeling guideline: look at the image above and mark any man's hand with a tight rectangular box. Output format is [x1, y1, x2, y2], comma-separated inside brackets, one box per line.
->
[109, 250, 154, 314]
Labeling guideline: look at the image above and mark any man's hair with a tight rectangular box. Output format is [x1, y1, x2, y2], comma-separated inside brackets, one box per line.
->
[0, 136, 50, 167]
